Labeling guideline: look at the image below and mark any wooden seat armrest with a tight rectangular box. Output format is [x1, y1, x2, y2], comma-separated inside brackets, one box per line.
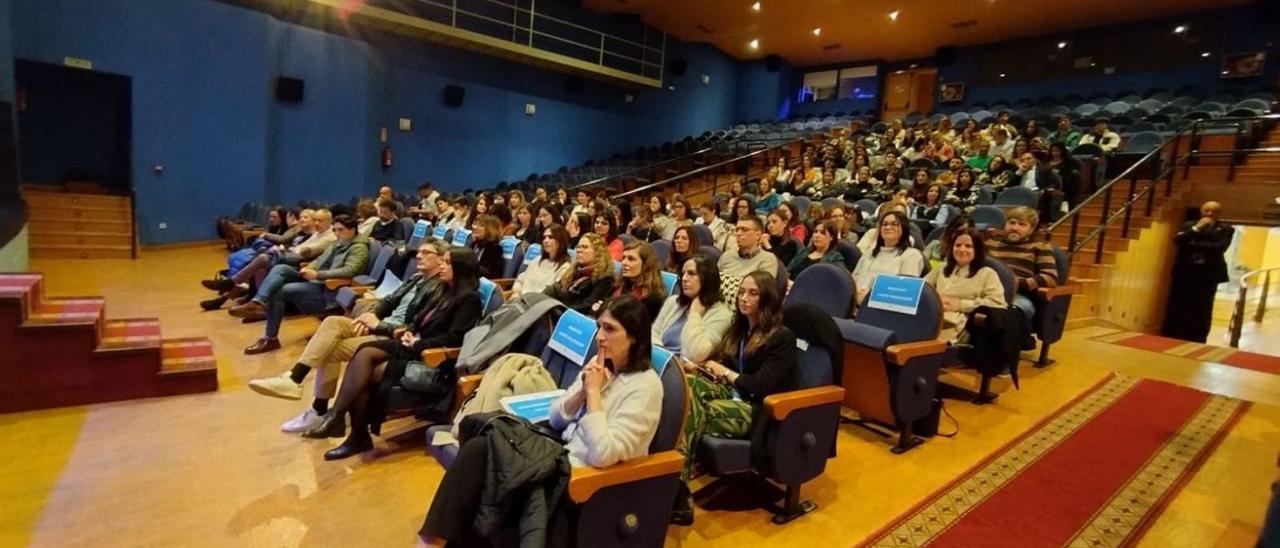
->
[568, 451, 684, 503]
[1037, 286, 1075, 299]
[886, 340, 948, 365]
[764, 386, 846, 421]
[420, 347, 462, 368]
[457, 373, 484, 401]
[324, 278, 354, 291]
[490, 278, 516, 289]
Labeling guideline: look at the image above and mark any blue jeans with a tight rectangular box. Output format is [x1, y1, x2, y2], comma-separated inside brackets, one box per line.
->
[256, 264, 327, 338]
[1013, 293, 1036, 321]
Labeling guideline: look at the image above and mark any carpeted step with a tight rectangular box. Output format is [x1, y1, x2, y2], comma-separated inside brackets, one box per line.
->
[159, 337, 217, 376]
[26, 297, 105, 325]
[0, 273, 43, 311]
[97, 318, 162, 350]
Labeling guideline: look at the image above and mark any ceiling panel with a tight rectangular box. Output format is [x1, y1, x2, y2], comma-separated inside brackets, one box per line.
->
[583, 0, 1251, 66]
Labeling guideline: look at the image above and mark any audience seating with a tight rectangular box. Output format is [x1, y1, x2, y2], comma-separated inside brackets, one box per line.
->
[651, 239, 671, 267]
[993, 187, 1039, 209]
[784, 263, 855, 318]
[1030, 245, 1075, 367]
[971, 205, 1006, 229]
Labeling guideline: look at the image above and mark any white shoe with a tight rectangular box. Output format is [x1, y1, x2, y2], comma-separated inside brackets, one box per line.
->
[281, 408, 324, 433]
[248, 372, 303, 400]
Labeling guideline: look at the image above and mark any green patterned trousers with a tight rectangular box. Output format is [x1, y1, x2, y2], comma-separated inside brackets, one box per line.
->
[680, 374, 755, 481]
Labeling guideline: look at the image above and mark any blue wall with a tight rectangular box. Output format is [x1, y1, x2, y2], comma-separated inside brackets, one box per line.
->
[8, 0, 738, 244]
[734, 58, 794, 122]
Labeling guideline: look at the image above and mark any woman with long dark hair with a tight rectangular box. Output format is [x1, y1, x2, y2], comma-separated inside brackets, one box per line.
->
[762, 209, 799, 266]
[418, 296, 663, 546]
[787, 220, 844, 279]
[652, 255, 731, 363]
[468, 214, 504, 278]
[566, 212, 592, 248]
[671, 270, 796, 525]
[852, 211, 925, 302]
[615, 240, 667, 320]
[594, 212, 624, 261]
[1047, 142, 1082, 208]
[666, 226, 697, 273]
[303, 247, 483, 460]
[946, 169, 980, 211]
[512, 224, 572, 297]
[924, 226, 1006, 342]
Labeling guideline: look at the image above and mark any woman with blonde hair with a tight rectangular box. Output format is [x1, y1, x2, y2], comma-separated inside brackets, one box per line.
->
[545, 232, 616, 316]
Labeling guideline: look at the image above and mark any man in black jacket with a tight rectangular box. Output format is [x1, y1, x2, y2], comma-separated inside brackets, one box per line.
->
[1013, 151, 1064, 224]
[1161, 201, 1234, 342]
[246, 238, 448, 434]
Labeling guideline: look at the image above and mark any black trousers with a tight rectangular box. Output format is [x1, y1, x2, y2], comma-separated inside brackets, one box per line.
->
[421, 437, 489, 543]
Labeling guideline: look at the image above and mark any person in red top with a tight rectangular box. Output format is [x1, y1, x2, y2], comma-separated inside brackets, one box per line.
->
[593, 212, 625, 261]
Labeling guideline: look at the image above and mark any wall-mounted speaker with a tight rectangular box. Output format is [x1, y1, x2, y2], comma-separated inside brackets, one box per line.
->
[669, 58, 687, 76]
[443, 84, 465, 108]
[764, 54, 782, 72]
[566, 75, 585, 95]
[935, 46, 956, 67]
[275, 77, 304, 103]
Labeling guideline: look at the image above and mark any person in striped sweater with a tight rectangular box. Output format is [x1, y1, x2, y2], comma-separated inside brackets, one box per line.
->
[986, 207, 1058, 319]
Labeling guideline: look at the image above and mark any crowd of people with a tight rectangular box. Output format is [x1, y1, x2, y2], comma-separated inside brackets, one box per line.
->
[199, 115, 1080, 543]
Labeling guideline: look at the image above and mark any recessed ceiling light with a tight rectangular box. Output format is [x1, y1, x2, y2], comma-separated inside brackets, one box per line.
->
[1174, 25, 1187, 34]
[909, 63, 917, 69]
[1221, 70, 1229, 75]
[748, 39, 759, 50]
[895, 70, 904, 74]
[888, 10, 900, 21]
[1090, 62, 1097, 67]
[812, 27, 821, 36]
[1201, 51, 1211, 58]
[1057, 41, 1067, 49]
[999, 73, 1006, 78]
[751, 2, 760, 11]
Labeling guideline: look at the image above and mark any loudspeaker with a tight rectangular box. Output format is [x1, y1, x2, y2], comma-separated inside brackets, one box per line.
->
[1256, 0, 1280, 23]
[443, 85, 465, 108]
[669, 57, 687, 76]
[565, 75, 585, 95]
[275, 77, 305, 103]
[935, 46, 956, 67]
[764, 54, 782, 72]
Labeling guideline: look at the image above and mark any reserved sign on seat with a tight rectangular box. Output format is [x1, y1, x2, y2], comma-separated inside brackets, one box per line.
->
[867, 275, 926, 315]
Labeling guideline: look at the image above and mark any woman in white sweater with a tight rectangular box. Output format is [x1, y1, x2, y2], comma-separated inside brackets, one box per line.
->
[510, 223, 572, 297]
[923, 227, 1007, 342]
[651, 255, 733, 363]
[853, 211, 926, 302]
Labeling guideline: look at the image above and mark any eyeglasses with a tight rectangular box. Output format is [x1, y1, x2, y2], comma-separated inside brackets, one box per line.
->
[881, 221, 902, 228]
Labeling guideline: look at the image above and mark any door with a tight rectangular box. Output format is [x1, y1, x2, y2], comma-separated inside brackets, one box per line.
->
[912, 69, 938, 117]
[880, 68, 939, 121]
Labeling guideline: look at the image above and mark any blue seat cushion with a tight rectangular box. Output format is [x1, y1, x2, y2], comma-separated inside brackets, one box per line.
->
[426, 424, 459, 468]
[700, 436, 753, 475]
[835, 318, 896, 350]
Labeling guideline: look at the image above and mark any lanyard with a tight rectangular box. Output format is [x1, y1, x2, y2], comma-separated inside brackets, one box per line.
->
[737, 336, 746, 374]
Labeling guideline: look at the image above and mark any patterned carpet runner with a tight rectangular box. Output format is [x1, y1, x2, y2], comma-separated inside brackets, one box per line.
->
[1092, 330, 1280, 376]
[858, 374, 1249, 548]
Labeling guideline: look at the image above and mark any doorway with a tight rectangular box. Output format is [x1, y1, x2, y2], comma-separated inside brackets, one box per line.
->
[880, 68, 938, 122]
[16, 59, 132, 195]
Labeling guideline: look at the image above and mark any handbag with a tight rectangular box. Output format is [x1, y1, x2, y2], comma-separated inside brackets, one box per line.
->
[400, 361, 457, 399]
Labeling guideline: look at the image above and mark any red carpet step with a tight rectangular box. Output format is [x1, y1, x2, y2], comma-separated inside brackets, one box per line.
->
[0, 273, 218, 413]
[858, 374, 1249, 548]
[1092, 330, 1280, 376]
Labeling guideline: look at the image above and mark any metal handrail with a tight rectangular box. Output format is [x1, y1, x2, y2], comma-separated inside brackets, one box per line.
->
[1228, 265, 1280, 347]
[566, 145, 722, 192]
[615, 139, 803, 200]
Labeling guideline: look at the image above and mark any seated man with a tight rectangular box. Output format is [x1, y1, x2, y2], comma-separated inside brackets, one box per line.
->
[230, 215, 370, 354]
[986, 207, 1059, 320]
[246, 239, 447, 432]
[1013, 151, 1064, 224]
[369, 198, 408, 243]
[717, 216, 780, 299]
[407, 181, 439, 220]
[1078, 118, 1121, 153]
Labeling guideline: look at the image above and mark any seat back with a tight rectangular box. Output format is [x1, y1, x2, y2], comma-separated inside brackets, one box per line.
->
[820, 197, 842, 210]
[400, 255, 419, 280]
[618, 233, 636, 245]
[698, 244, 722, 263]
[501, 239, 524, 278]
[995, 187, 1040, 208]
[1051, 244, 1070, 283]
[479, 278, 505, 316]
[853, 199, 878, 217]
[785, 263, 855, 318]
[649, 352, 689, 453]
[689, 224, 713, 248]
[983, 256, 1017, 305]
[971, 205, 1006, 229]
[789, 196, 812, 218]
[856, 279, 942, 343]
[651, 239, 671, 267]
[925, 225, 945, 244]
[540, 311, 600, 388]
[399, 217, 417, 241]
[908, 223, 925, 250]
[364, 243, 393, 281]
[835, 239, 860, 271]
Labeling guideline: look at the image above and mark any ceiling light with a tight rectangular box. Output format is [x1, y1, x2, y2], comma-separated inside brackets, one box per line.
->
[751, 2, 760, 11]
[1090, 62, 1097, 67]
[1057, 41, 1067, 49]
[812, 27, 821, 36]
[1173, 25, 1187, 34]
[895, 70, 904, 74]
[888, 10, 900, 21]
[909, 63, 918, 69]
[1200, 51, 1211, 58]
[1221, 70, 1229, 75]
[748, 39, 759, 50]
[999, 73, 1006, 78]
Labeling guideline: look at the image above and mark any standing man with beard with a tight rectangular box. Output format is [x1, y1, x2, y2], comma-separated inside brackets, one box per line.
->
[1161, 201, 1234, 342]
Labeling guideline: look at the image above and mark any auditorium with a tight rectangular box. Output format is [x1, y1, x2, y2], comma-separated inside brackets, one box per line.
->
[3, 0, 1280, 546]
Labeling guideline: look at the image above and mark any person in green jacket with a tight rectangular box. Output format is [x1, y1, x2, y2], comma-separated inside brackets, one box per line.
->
[1047, 115, 1082, 149]
[231, 215, 371, 354]
[965, 140, 994, 172]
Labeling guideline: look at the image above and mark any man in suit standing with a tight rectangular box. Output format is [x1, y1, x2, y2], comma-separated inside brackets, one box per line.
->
[1161, 201, 1234, 342]
[1014, 152, 1064, 224]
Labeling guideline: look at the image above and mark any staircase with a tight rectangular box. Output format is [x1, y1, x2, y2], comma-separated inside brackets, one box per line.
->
[0, 273, 217, 413]
[23, 187, 136, 259]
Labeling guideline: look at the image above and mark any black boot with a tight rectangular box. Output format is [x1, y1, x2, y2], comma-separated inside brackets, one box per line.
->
[202, 278, 235, 292]
[302, 411, 346, 439]
[324, 433, 373, 461]
[199, 295, 228, 311]
[670, 480, 694, 526]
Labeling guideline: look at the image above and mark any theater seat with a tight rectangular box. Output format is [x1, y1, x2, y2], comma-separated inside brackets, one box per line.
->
[784, 263, 855, 318]
[1032, 245, 1074, 367]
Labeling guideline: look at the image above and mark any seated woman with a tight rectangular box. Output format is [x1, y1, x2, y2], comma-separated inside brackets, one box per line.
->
[924, 227, 1007, 343]
[649, 194, 676, 240]
[566, 212, 592, 249]
[615, 240, 667, 320]
[697, 201, 733, 251]
[511, 224, 572, 297]
[302, 247, 483, 459]
[909, 184, 951, 235]
[981, 155, 1014, 190]
[545, 233, 617, 316]
[945, 169, 980, 211]
[666, 226, 697, 273]
[513, 204, 539, 245]
[469, 213, 504, 279]
[853, 211, 926, 302]
[763, 209, 800, 267]
[417, 295, 663, 547]
[652, 255, 732, 363]
[670, 196, 695, 230]
[628, 206, 659, 243]
[671, 271, 797, 524]
[593, 212, 625, 261]
[787, 220, 844, 279]
[924, 215, 975, 268]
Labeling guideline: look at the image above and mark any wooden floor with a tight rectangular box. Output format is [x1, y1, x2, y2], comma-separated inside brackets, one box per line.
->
[3, 243, 1278, 548]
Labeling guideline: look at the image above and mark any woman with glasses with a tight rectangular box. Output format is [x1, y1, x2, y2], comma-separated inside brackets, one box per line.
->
[544, 233, 617, 316]
[852, 211, 926, 302]
[469, 214, 504, 278]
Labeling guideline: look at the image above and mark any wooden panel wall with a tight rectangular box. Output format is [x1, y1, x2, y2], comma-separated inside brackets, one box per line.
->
[1094, 192, 1188, 332]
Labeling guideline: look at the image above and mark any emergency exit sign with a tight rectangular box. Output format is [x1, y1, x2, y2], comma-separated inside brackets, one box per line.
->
[63, 57, 92, 70]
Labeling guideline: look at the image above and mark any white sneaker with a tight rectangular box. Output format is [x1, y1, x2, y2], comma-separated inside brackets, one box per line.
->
[248, 372, 303, 400]
[281, 408, 324, 433]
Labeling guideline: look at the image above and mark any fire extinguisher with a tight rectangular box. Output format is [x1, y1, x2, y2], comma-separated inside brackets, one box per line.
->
[381, 146, 392, 169]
